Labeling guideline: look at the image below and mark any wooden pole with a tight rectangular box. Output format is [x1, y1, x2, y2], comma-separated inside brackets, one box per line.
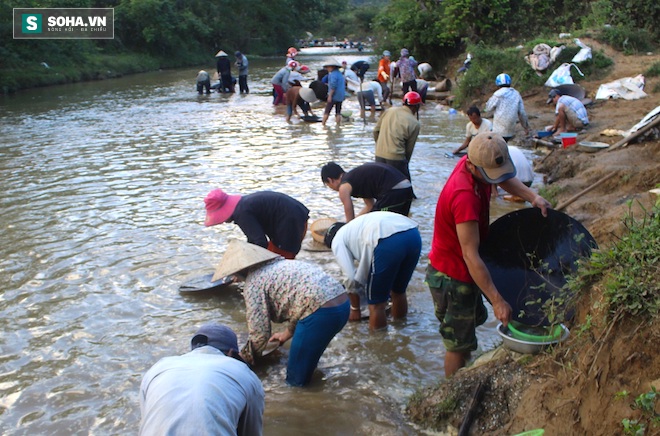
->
[555, 171, 618, 211]
[458, 381, 487, 436]
[607, 116, 660, 151]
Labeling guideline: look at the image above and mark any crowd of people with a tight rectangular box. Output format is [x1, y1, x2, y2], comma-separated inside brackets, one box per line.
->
[197, 47, 587, 142]
[156, 47, 587, 435]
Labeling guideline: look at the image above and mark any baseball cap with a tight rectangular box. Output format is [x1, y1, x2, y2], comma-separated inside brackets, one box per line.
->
[467, 133, 516, 184]
[547, 89, 561, 104]
[191, 323, 239, 354]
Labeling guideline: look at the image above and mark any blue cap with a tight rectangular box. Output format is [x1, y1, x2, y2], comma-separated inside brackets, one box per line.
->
[191, 323, 239, 354]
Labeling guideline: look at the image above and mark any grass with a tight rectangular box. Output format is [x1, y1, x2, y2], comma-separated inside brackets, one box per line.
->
[646, 62, 660, 77]
[564, 202, 660, 321]
[596, 26, 657, 55]
[537, 184, 563, 208]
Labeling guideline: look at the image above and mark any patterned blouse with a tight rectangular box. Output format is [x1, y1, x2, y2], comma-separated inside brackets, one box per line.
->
[484, 87, 530, 137]
[240, 259, 345, 364]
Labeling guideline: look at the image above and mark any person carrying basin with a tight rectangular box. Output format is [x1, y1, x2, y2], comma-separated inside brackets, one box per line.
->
[426, 133, 551, 377]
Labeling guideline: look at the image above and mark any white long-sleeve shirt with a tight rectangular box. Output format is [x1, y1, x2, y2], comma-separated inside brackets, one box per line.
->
[330, 211, 418, 291]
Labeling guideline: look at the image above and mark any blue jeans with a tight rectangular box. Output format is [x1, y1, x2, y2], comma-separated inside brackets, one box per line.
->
[286, 300, 349, 386]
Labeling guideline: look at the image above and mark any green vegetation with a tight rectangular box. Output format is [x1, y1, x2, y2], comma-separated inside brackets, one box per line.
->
[596, 26, 656, 55]
[537, 184, 563, 208]
[2, 0, 658, 93]
[646, 62, 660, 78]
[565, 203, 660, 321]
[0, 0, 351, 93]
[452, 41, 614, 107]
[621, 387, 659, 435]
[646, 63, 660, 93]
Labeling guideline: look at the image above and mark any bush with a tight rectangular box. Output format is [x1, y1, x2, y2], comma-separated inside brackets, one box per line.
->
[566, 203, 660, 321]
[646, 62, 660, 78]
[596, 26, 657, 54]
[453, 41, 613, 108]
[453, 43, 545, 107]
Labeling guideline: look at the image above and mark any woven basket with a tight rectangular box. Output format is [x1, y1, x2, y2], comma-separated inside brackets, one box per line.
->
[310, 218, 337, 244]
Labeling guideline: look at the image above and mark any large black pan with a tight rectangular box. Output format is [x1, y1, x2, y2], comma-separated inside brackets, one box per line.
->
[179, 273, 234, 293]
[480, 208, 597, 326]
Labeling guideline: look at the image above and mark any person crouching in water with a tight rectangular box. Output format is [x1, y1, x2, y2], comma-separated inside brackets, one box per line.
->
[213, 240, 349, 386]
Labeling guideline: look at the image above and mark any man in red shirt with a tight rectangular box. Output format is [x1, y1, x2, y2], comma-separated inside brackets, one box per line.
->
[427, 133, 551, 377]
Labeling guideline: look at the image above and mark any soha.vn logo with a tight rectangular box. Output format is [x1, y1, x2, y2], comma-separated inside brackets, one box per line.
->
[22, 14, 42, 33]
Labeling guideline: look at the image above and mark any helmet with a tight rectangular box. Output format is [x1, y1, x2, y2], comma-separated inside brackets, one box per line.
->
[495, 73, 511, 86]
[287, 60, 299, 69]
[403, 91, 422, 106]
[383, 50, 391, 57]
[287, 47, 297, 54]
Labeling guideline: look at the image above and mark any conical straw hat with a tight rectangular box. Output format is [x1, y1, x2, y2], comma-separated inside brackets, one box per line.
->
[299, 87, 318, 103]
[212, 240, 281, 281]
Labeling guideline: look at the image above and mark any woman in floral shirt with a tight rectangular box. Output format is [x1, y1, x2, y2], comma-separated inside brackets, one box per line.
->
[213, 240, 349, 387]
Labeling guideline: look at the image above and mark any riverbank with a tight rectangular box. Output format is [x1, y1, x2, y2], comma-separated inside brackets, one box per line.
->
[406, 41, 660, 434]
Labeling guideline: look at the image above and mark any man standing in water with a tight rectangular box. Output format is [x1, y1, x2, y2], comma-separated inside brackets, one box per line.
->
[427, 133, 551, 377]
[235, 51, 249, 93]
[373, 91, 422, 185]
[215, 50, 234, 93]
[322, 60, 346, 126]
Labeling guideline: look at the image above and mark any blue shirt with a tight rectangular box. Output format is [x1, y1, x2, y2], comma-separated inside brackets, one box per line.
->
[140, 347, 265, 436]
[327, 69, 346, 102]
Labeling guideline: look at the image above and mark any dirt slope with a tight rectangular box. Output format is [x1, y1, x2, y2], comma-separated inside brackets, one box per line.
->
[408, 40, 660, 435]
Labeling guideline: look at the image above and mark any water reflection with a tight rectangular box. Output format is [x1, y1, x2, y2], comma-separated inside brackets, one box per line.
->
[0, 49, 539, 434]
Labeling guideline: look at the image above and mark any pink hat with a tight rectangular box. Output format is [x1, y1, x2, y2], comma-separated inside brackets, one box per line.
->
[204, 189, 242, 227]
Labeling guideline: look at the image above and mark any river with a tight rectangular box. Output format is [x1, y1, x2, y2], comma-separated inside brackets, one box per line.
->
[0, 47, 540, 434]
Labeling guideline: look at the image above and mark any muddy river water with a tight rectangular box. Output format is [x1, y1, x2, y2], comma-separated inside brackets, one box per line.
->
[0, 48, 540, 434]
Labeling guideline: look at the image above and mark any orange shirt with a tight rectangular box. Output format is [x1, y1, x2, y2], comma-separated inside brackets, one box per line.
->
[377, 58, 391, 83]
